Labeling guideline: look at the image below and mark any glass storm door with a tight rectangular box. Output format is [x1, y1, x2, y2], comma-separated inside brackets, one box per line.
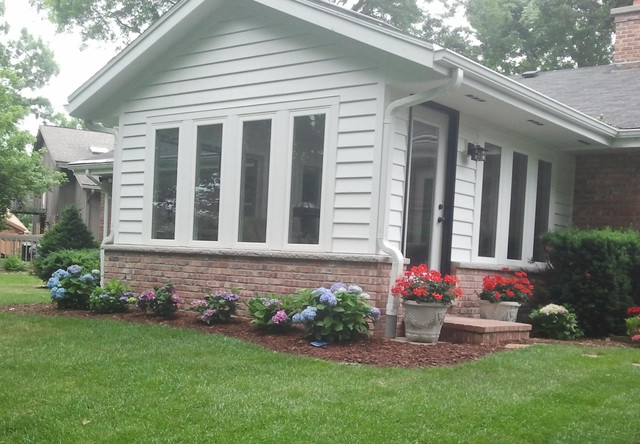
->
[403, 106, 448, 270]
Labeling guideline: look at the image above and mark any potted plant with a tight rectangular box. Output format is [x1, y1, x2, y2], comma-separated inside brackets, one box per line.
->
[477, 269, 533, 322]
[392, 264, 461, 343]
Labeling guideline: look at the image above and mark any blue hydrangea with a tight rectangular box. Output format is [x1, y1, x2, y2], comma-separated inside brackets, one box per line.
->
[46, 277, 60, 289]
[52, 269, 70, 280]
[330, 282, 347, 292]
[319, 292, 338, 307]
[81, 274, 95, 283]
[50, 287, 67, 301]
[67, 265, 82, 276]
[99, 293, 109, 299]
[292, 306, 317, 324]
[347, 285, 362, 294]
[369, 307, 381, 322]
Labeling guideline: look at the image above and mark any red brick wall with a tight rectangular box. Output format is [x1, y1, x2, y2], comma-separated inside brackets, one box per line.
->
[614, 4, 640, 64]
[573, 151, 640, 229]
[104, 249, 392, 331]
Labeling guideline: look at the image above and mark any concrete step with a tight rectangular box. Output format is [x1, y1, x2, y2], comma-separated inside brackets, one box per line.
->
[440, 315, 531, 344]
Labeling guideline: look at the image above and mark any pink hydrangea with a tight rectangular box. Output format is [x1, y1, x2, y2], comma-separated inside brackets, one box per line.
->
[272, 310, 288, 324]
[632, 334, 640, 342]
[139, 289, 156, 302]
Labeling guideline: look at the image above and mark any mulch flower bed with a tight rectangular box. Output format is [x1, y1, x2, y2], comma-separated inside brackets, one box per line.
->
[1, 303, 626, 368]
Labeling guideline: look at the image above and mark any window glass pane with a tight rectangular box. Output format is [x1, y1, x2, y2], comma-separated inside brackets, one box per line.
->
[152, 128, 179, 239]
[193, 124, 223, 241]
[507, 152, 528, 260]
[405, 120, 439, 266]
[533, 160, 552, 261]
[239, 119, 271, 243]
[288, 114, 325, 244]
[478, 144, 501, 258]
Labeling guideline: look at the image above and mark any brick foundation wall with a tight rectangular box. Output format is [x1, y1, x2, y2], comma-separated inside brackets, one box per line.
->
[613, 2, 640, 64]
[104, 248, 393, 331]
[573, 151, 640, 229]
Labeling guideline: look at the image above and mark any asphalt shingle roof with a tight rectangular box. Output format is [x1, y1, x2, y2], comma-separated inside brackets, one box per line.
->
[36, 125, 115, 165]
[511, 64, 640, 129]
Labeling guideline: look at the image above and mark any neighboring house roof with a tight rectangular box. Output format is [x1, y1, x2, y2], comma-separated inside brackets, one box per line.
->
[35, 125, 115, 167]
[4, 212, 29, 234]
[68, 150, 114, 178]
[511, 65, 640, 129]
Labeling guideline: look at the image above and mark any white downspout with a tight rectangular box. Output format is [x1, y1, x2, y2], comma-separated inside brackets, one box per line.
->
[379, 68, 463, 338]
[85, 121, 118, 287]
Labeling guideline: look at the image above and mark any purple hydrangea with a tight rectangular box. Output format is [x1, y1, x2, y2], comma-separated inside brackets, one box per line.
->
[330, 282, 347, 292]
[264, 298, 280, 307]
[369, 307, 381, 322]
[347, 285, 362, 294]
[99, 293, 109, 299]
[67, 265, 83, 276]
[223, 293, 239, 302]
[193, 299, 208, 307]
[139, 289, 157, 302]
[272, 310, 288, 324]
[201, 309, 218, 322]
[170, 294, 181, 304]
[119, 296, 129, 302]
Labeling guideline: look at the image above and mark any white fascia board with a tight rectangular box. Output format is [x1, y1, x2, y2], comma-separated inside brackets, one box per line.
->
[67, 0, 221, 118]
[611, 129, 640, 149]
[434, 49, 618, 145]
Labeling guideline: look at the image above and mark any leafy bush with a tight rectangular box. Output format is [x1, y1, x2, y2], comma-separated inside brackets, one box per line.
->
[538, 229, 640, 337]
[192, 290, 239, 324]
[37, 206, 97, 257]
[246, 295, 302, 332]
[137, 283, 181, 318]
[89, 280, 135, 314]
[1, 255, 28, 272]
[46, 265, 100, 309]
[33, 248, 100, 281]
[292, 283, 380, 342]
[529, 304, 583, 340]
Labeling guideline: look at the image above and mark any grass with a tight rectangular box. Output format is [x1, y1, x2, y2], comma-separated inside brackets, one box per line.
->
[1, 276, 639, 443]
[0, 273, 48, 305]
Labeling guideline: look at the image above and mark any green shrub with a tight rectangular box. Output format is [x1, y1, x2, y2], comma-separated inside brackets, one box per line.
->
[292, 283, 380, 342]
[89, 280, 135, 314]
[37, 206, 97, 257]
[46, 265, 100, 309]
[529, 304, 583, 340]
[626, 317, 640, 337]
[538, 229, 640, 337]
[245, 295, 302, 332]
[192, 290, 239, 324]
[33, 248, 100, 281]
[1, 255, 28, 272]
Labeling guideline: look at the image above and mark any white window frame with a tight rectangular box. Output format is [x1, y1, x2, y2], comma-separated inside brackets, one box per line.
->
[472, 138, 555, 266]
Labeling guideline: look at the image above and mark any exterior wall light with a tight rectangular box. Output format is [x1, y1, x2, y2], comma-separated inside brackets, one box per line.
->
[467, 143, 487, 162]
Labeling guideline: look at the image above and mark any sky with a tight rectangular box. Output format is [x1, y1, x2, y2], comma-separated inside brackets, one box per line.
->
[4, 0, 119, 134]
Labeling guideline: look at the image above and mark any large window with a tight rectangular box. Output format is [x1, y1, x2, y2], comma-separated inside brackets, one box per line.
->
[478, 144, 501, 258]
[288, 114, 326, 244]
[532, 160, 552, 261]
[152, 128, 179, 239]
[507, 152, 528, 260]
[193, 124, 223, 241]
[239, 119, 272, 243]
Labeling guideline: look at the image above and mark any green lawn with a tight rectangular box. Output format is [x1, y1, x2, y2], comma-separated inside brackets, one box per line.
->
[1, 276, 639, 443]
[0, 273, 49, 305]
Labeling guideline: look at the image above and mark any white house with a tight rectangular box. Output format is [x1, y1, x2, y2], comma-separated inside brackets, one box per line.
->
[66, 0, 640, 336]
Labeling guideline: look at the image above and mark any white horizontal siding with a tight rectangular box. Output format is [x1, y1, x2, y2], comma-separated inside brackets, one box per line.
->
[387, 111, 409, 250]
[451, 136, 477, 263]
[112, 7, 384, 253]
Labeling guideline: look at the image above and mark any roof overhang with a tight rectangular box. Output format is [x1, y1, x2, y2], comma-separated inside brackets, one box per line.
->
[67, 158, 114, 178]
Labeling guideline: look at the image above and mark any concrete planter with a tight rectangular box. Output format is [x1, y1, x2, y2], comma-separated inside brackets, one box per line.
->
[479, 300, 521, 322]
[403, 300, 450, 343]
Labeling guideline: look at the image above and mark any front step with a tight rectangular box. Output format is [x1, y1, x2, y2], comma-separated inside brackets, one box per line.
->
[440, 315, 531, 344]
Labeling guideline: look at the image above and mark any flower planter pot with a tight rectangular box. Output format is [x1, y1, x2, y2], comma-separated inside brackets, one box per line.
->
[403, 300, 450, 343]
[479, 300, 520, 322]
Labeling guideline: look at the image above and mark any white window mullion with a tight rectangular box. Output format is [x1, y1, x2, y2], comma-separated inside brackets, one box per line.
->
[495, 149, 513, 263]
[174, 120, 193, 245]
[218, 116, 238, 248]
[521, 157, 539, 262]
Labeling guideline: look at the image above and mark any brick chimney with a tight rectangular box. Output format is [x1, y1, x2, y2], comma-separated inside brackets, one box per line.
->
[612, 0, 640, 64]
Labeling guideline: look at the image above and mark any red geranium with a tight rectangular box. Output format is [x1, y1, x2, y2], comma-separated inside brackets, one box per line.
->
[392, 264, 462, 304]
[478, 269, 533, 304]
[627, 306, 640, 317]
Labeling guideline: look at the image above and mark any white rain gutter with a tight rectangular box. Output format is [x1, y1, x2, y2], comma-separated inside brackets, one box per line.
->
[380, 68, 463, 338]
[86, 121, 118, 287]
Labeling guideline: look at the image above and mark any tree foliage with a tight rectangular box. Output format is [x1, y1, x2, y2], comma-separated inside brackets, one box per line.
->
[466, 0, 628, 74]
[0, 0, 66, 230]
[37, 206, 98, 257]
